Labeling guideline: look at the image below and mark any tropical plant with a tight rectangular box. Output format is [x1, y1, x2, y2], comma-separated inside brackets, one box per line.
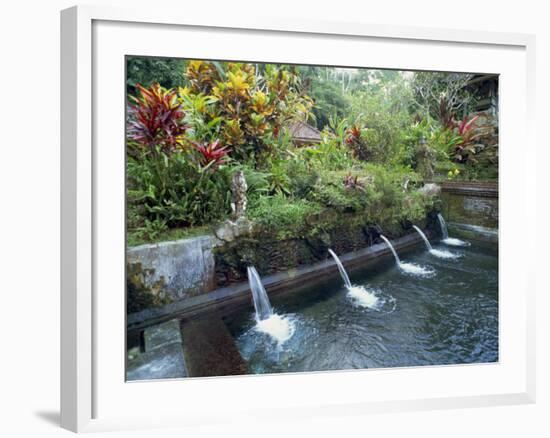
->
[180, 61, 313, 164]
[450, 115, 481, 163]
[186, 60, 223, 94]
[300, 129, 353, 171]
[124, 60, 490, 246]
[302, 71, 350, 129]
[126, 57, 187, 94]
[343, 172, 365, 191]
[267, 164, 292, 196]
[344, 124, 376, 161]
[412, 72, 475, 124]
[194, 139, 230, 170]
[248, 195, 321, 239]
[346, 77, 415, 165]
[127, 148, 231, 231]
[127, 83, 188, 156]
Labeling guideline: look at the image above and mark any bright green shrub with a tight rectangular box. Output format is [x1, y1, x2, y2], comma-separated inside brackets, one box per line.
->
[248, 195, 322, 239]
[309, 170, 367, 213]
[127, 150, 231, 233]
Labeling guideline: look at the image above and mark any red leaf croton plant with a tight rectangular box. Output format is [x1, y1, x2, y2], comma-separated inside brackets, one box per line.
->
[345, 126, 361, 145]
[457, 114, 479, 137]
[128, 83, 188, 155]
[194, 139, 231, 170]
[452, 114, 481, 163]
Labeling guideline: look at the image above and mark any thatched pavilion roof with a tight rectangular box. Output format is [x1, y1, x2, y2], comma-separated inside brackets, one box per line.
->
[288, 120, 322, 146]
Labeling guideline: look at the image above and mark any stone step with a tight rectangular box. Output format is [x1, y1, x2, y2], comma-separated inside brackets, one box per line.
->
[180, 314, 248, 377]
[126, 318, 188, 381]
[143, 319, 182, 351]
[126, 342, 187, 381]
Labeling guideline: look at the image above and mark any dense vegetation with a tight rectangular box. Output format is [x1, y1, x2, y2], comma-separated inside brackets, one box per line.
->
[126, 58, 498, 245]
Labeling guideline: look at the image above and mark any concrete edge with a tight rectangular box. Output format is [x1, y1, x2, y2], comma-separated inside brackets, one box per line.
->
[448, 222, 499, 244]
[127, 230, 431, 332]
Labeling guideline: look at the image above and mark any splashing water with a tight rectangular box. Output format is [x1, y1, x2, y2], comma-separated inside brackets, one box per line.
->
[254, 314, 296, 345]
[347, 285, 396, 312]
[442, 237, 471, 247]
[437, 213, 470, 247]
[247, 266, 295, 345]
[347, 286, 379, 308]
[412, 225, 460, 259]
[398, 262, 436, 277]
[328, 249, 392, 310]
[328, 249, 352, 289]
[380, 235, 436, 277]
[429, 248, 461, 259]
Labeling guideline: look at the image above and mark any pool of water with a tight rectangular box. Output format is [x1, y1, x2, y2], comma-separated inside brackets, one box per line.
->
[227, 241, 498, 374]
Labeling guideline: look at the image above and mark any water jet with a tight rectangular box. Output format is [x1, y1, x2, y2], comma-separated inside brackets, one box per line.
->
[380, 235, 435, 277]
[437, 213, 470, 247]
[412, 225, 460, 259]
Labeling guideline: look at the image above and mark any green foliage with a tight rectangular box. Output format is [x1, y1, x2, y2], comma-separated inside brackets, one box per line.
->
[309, 170, 366, 213]
[126, 149, 231, 236]
[248, 195, 321, 239]
[284, 156, 320, 198]
[411, 72, 476, 123]
[127, 57, 186, 94]
[181, 61, 313, 164]
[362, 165, 432, 229]
[346, 80, 415, 165]
[127, 83, 188, 155]
[126, 58, 496, 246]
[308, 78, 350, 130]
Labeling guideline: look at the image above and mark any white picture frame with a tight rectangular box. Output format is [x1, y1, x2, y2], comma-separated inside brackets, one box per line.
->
[60, 4, 536, 433]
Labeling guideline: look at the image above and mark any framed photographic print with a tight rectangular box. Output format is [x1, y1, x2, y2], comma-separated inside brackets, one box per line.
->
[61, 4, 536, 432]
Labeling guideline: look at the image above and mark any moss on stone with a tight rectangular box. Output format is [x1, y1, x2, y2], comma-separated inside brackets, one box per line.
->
[127, 262, 172, 313]
[440, 192, 498, 229]
[213, 210, 437, 287]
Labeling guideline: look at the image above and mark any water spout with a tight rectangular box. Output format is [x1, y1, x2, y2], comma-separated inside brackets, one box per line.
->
[413, 225, 460, 259]
[412, 225, 433, 251]
[380, 235, 401, 265]
[380, 235, 435, 277]
[437, 213, 470, 247]
[328, 248, 384, 310]
[247, 266, 273, 321]
[247, 266, 294, 344]
[328, 249, 352, 289]
[437, 213, 449, 240]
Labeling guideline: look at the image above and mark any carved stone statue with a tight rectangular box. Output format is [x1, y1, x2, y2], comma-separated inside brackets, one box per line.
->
[215, 170, 253, 243]
[415, 136, 435, 180]
[231, 170, 248, 220]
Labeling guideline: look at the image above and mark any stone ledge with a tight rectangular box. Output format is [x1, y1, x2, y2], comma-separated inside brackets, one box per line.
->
[127, 235, 221, 301]
[127, 230, 430, 333]
[439, 181, 498, 198]
[448, 222, 498, 244]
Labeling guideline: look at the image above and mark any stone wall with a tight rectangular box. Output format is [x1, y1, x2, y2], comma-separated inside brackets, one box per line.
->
[127, 230, 433, 332]
[126, 213, 439, 314]
[127, 235, 220, 306]
[213, 213, 435, 287]
[439, 181, 498, 229]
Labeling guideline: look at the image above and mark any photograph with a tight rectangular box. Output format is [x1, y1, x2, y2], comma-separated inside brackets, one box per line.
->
[1, 0, 545, 435]
[124, 57, 499, 381]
